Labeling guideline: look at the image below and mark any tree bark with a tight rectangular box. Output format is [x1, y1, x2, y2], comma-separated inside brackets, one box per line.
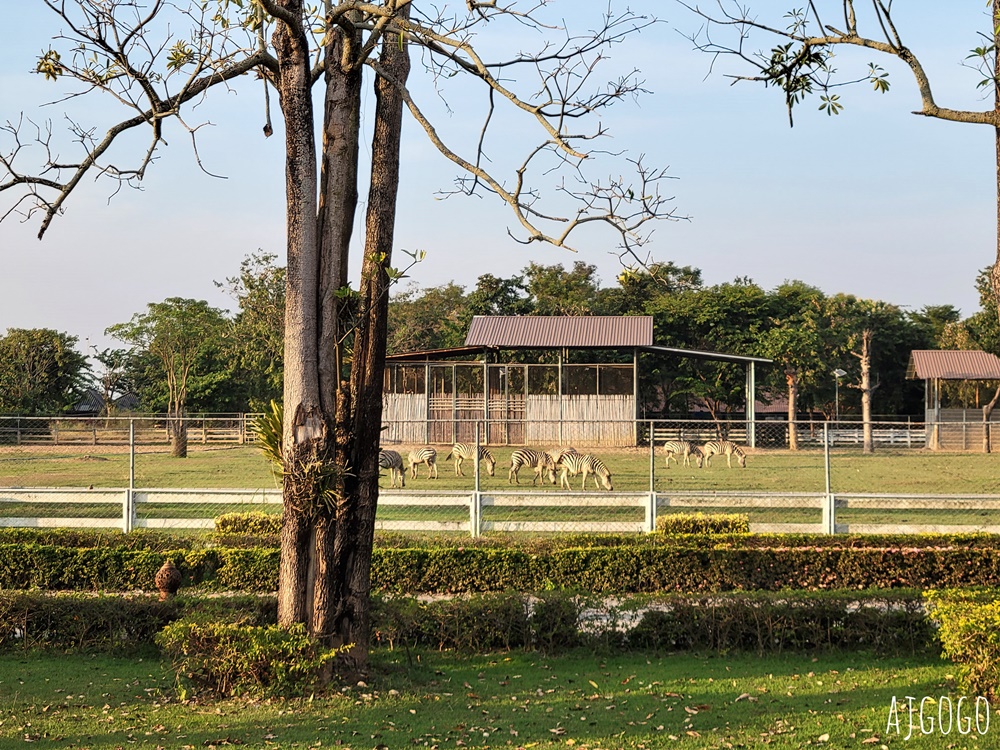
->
[272, 0, 326, 631]
[982, 384, 1000, 453]
[860, 329, 874, 454]
[331, 5, 411, 678]
[785, 367, 799, 450]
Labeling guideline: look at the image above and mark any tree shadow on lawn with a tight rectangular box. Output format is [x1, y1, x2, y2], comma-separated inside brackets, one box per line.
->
[0, 649, 972, 749]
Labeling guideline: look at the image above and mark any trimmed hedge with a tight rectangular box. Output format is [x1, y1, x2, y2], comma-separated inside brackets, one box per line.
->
[156, 620, 339, 698]
[7, 541, 1000, 594]
[0, 592, 179, 652]
[926, 589, 1000, 700]
[656, 512, 750, 535]
[0, 589, 938, 659]
[0, 592, 279, 653]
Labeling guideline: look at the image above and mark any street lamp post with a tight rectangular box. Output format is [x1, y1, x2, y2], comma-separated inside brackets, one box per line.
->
[833, 368, 847, 424]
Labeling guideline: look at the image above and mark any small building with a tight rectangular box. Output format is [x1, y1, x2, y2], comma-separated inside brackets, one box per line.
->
[382, 315, 770, 447]
[906, 349, 1000, 449]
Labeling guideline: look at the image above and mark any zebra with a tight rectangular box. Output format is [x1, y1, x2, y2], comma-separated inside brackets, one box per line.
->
[446, 443, 496, 477]
[508, 448, 557, 485]
[378, 449, 406, 488]
[556, 452, 613, 491]
[407, 446, 439, 479]
[663, 440, 703, 469]
[545, 447, 578, 467]
[701, 440, 747, 468]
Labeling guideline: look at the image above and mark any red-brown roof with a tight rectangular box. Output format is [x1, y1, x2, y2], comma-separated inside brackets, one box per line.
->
[465, 315, 653, 348]
[906, 350, 1000, 380]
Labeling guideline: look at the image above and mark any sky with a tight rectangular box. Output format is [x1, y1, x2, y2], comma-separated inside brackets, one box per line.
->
[0, 2, 997, 355]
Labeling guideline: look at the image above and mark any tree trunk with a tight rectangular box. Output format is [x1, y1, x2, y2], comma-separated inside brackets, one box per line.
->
[273, 1, 327, 631]
[860, 329, 874, 454]
[982, 384, 1000, 453]
[170, 417, 188, 458]
[785, 367, 799, 450]
[310, 14, 364, 661]
[330, 7, 411, 679]
[993, 0, 1000, 326]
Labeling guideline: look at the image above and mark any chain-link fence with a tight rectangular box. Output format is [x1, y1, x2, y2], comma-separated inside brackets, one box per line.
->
[3, 416, 1000, 535]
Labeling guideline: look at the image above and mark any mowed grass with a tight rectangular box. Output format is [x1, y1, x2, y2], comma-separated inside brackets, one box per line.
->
[5, 445, 1000, 528]
[0, 445, 278, 490]
[0, 648, 979, 749]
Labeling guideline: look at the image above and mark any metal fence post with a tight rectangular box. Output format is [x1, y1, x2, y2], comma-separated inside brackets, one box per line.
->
[124, 419, 136, 533]
[646, 423, 657, 532]
[822, 422, 835, 534]
[471, 422, 482, 538]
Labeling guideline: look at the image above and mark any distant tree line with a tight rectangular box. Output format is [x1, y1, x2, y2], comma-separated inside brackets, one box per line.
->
[2, 253, 998, 421]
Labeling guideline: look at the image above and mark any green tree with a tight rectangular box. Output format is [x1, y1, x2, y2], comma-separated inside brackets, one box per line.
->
[387, 282, 469, 354]
[524, 261, 604, 316]
[217, 252, 286, 411]
[684, 2, 1000, 322]
[107, 299, 229, 457]
[648, 279, 770, 430]
[757, 282, 827, 449]
[908, 305, 963, 350]
[0, 329, 88, 415]
[822, 295, 918, 452]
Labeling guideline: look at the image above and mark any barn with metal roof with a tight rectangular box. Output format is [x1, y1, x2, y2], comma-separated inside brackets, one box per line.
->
[382, 315, 770, 448]
[907, 350, 1000, 450]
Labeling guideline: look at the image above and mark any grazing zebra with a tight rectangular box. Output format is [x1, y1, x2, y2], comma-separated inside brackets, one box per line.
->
[662, 440, 703, 468]
[556, 452, 613, 491]
[701, 440, 747, 468]
[508, 448, 557, 485]
[545, 447, 579, 467]
[407, 446, 438, 479]
[446, 443, 496, 477]
[378, 449, 406, 488]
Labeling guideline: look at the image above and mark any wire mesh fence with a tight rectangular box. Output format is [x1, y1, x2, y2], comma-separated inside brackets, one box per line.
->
[2, 416, 1000, 535]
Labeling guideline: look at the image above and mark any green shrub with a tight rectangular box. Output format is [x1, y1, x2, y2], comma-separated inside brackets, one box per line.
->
[156, 620, 340, 698]
[627, 592, 933, 656]
[926, 589, 1000, 700]
[421, 594, 530, 651]
[656, 513, 750, 535]
[530, 592, 581, 653]
[214, 512, 282, 536]
[0, 592, 179, 653]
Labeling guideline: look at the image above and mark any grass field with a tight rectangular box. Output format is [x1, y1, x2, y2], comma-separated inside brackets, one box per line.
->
[5, 444, 1000, 530]
[0, 648, 981, 749]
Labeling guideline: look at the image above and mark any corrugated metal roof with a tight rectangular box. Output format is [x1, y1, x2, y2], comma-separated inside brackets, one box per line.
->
[907, 350, 1000, 380]
[465, 315, 653, 348]
[386, 345, 486, 362]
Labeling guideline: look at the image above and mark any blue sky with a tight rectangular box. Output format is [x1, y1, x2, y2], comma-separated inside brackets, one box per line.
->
[0, 2, 996, 352]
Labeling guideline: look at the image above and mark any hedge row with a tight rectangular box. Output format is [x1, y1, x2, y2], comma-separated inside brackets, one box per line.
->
[8, 526, 1000, 552]
[1, 589, 932, 660]
[0, 592, 277, 654]
[7, 542, 1000, 594]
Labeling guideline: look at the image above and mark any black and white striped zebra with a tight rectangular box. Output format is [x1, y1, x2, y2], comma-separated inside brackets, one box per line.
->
[446, 443, 496, 477]
[662, 440, 703, 468]
[378, 449, 406, 488]
[407, 446, 439, 479]
[556, 452, 613, 491]
[545, 447, 579, 467]
[701, 440, 747, 468]
[508, 448, 556, 485]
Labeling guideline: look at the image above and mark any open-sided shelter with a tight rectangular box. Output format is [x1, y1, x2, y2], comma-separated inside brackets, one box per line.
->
[906, 350, 1000, 449]
[382, 315, 770, 447]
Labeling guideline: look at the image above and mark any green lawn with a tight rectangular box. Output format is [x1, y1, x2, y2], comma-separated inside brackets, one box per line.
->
[0, 648, 982, 749]
[5, 444, 1000, 495]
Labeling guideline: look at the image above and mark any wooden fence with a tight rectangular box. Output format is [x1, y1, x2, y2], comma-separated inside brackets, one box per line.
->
[4, 487, 1000, 536]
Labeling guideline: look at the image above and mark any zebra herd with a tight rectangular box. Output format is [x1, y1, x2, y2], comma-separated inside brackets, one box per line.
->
[662, 439, 747, 469]
[377, 439, 745, 492]
[377, 444, 614, 491]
